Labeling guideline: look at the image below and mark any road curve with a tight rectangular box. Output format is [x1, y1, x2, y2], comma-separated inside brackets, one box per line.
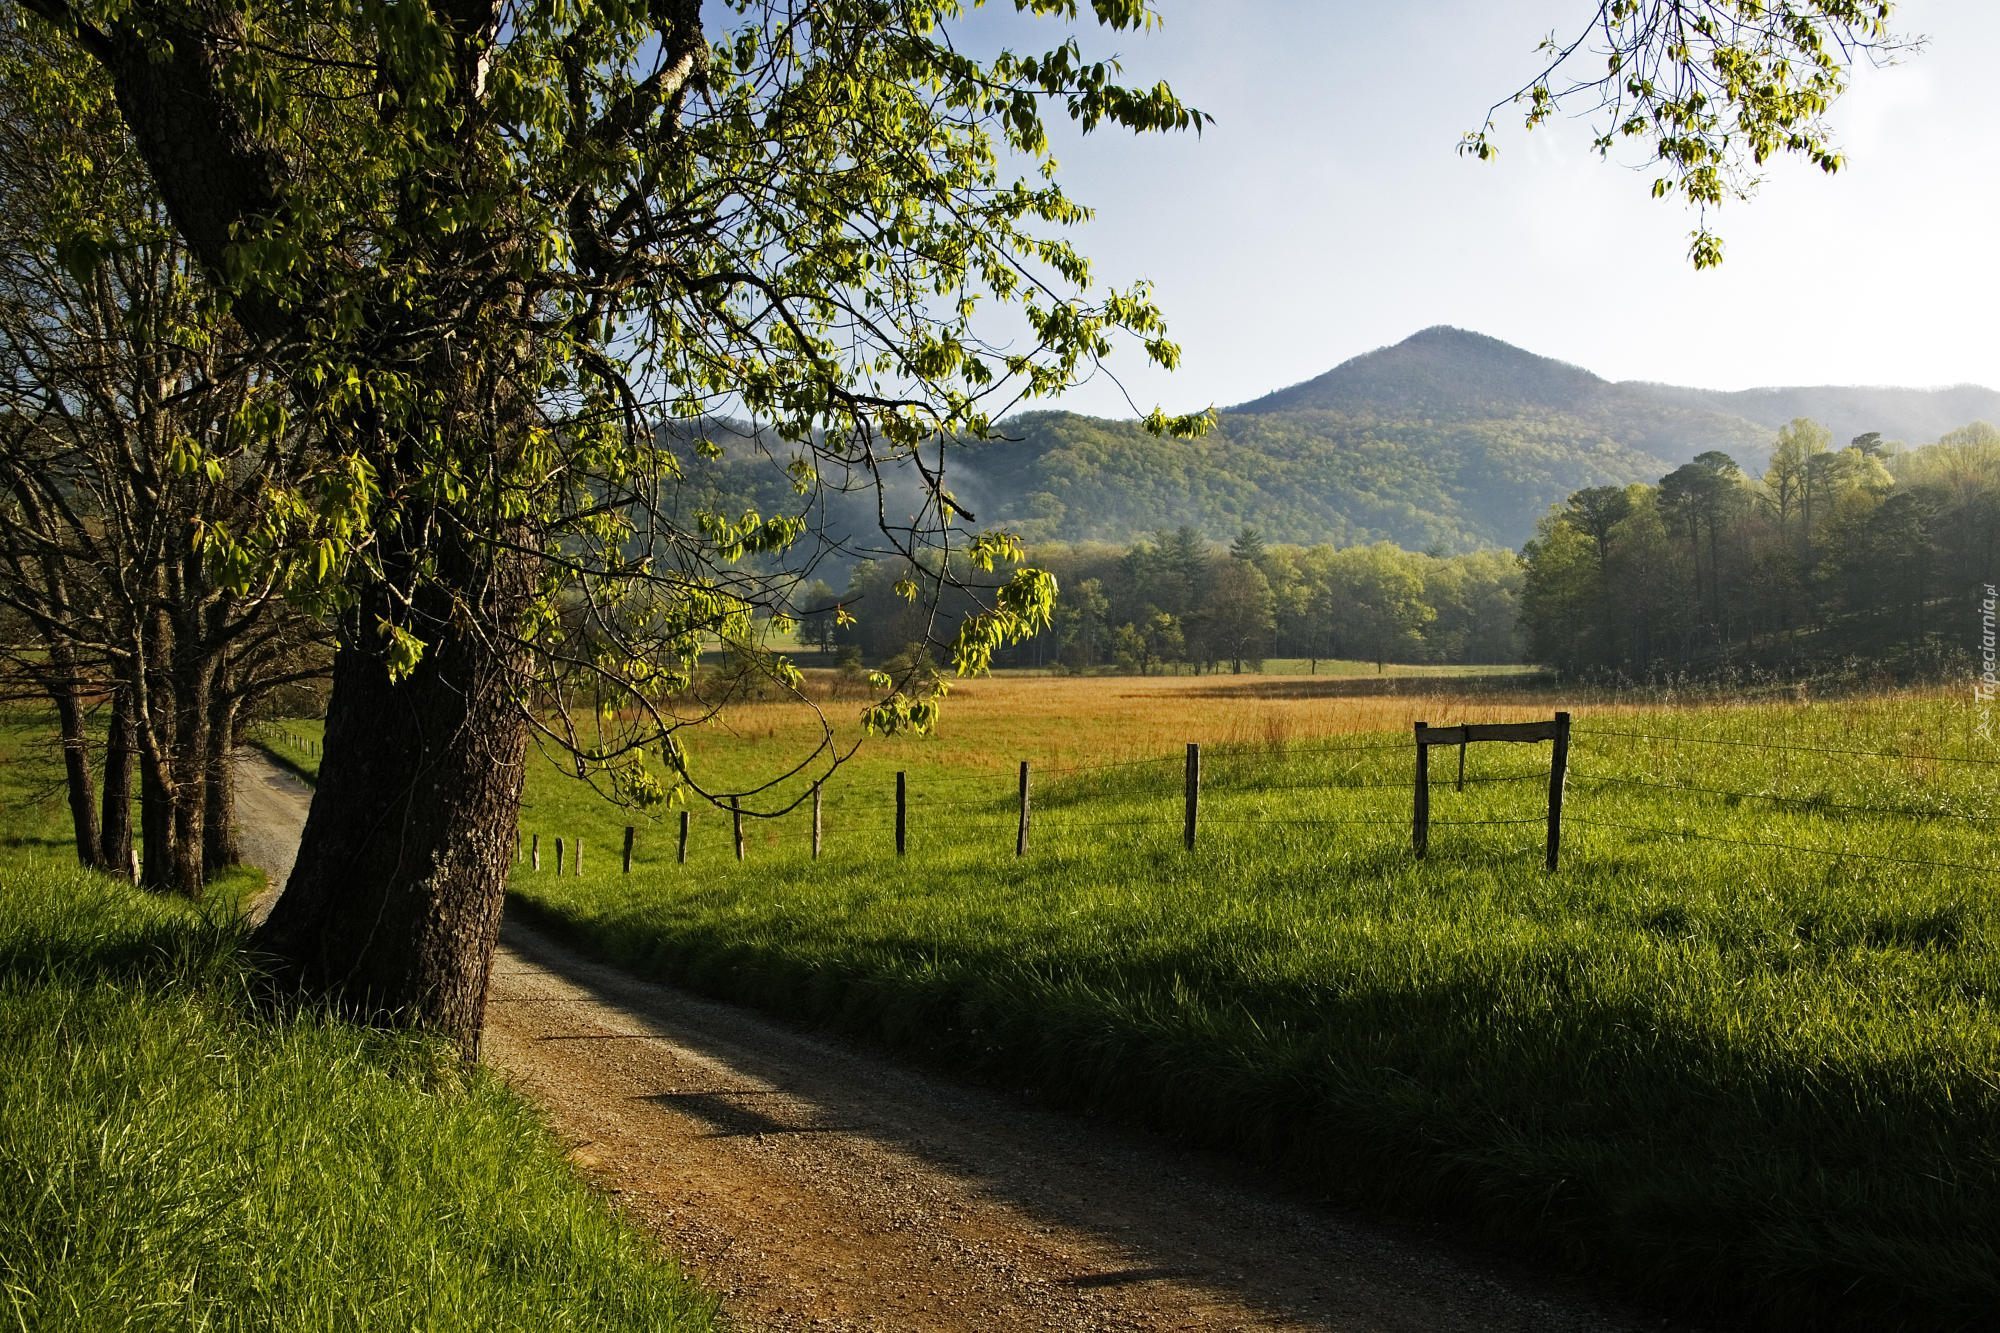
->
[233, 749, 1665, 1333]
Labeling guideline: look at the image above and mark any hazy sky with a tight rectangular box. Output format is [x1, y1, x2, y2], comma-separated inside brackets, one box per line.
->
[955, 0, 1999, 419]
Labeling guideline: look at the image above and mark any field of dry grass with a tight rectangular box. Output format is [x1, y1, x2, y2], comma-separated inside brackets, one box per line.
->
[690, 669, 1579, 778]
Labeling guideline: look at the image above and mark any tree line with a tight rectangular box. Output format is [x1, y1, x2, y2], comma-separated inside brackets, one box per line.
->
[1520, 420, 2000, 676]
[803, 527, 1522, 675]
[0, 27, 325, 896]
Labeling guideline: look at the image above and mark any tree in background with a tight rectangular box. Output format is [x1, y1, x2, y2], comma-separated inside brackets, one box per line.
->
[1660, 452, 1751, 634]
[795, 581, 844, 660]
[1206, 560, 1276, 674]
[1228, 525, 1267, 565]
[1329, 544, 1436, 672]
[1051, 578, 1111, 673]
[1523, 418, 1989, 676]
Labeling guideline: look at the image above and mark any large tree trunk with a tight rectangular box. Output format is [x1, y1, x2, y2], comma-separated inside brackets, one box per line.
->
[203, 687, 241, 877]
[253, 534, 531, 1057]
[99, 692, 135, 880]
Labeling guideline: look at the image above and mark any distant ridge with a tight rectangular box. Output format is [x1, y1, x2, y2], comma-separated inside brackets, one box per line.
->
[681, 327, 2000, 554]
[1232, 326, 1610, 417]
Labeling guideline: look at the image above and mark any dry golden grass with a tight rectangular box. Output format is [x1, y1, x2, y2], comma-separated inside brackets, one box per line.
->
[689, 670, 1650, 781]
[584, 668, 1977, 809]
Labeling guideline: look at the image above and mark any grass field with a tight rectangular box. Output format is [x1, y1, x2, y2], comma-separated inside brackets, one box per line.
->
[263, 675, 2000, 1327]
[0, 718, 718, 1331]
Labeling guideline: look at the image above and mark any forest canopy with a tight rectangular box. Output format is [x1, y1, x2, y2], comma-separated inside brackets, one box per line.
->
[1520, 420, 2000, 678]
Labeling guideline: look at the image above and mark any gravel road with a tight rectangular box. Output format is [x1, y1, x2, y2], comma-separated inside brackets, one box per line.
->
[233, 749, 1666, 1332]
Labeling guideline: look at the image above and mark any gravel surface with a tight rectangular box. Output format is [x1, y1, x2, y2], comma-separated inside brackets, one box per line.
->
[232, 749, 1672, 1332]
[231, 749, 315, 925]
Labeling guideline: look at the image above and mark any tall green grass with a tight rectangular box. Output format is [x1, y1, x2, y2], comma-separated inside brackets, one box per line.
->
[0, 720, 718, 1331]
[497, 689, 2000, 1328]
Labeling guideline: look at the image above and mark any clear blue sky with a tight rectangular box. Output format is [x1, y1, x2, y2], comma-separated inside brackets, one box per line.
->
[955, 0, 1999, 419]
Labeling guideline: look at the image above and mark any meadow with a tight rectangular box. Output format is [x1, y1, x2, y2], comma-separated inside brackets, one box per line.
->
[0, 716, 718, 1331]
[263, 672, 2000, 1327]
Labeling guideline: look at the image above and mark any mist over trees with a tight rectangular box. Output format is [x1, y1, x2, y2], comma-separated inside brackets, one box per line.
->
[1520, 420, 2000, 677]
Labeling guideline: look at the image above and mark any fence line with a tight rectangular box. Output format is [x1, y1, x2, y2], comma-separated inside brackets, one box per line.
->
[320, 710, 1985, 878]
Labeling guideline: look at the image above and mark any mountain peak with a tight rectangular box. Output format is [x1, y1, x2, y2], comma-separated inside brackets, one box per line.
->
[1230, 327, 1606, 417]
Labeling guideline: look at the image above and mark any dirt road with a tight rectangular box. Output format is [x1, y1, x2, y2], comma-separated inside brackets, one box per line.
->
[234, 749, 1656, 1332]
[231, 752, 315, 925]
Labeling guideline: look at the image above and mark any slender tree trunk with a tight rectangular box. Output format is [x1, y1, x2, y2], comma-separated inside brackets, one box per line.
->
[253, 532, 532, 1057]
[99, 693, 136, 881]
[49, 673, 100, 868]
[203, 688, 241, 877]
[162, 656, 212, 897]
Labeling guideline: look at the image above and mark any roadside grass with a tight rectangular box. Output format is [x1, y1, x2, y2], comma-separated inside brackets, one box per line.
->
[0, 717, 718, 1331]
[471, 679, 2000, 1328]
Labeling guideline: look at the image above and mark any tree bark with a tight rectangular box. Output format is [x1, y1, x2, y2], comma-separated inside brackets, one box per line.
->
[203, 686, 240, 877]
[165, 656, 211, 897]
[138, 743, 173, 892]
[99, 691, 135, 879]
[253, 531, 531, 1057]
[49, 674, 99, 868]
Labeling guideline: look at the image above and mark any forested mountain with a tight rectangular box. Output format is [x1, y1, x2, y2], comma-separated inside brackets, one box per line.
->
[673, 327, 2000, 555]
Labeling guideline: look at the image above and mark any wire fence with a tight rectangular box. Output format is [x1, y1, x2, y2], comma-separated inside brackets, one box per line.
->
[255, 714, 1999, 879]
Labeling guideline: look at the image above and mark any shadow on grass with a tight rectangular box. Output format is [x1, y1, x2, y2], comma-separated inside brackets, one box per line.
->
[506, 889, 2000, 1332]
[1170, 674, 1555, 702]
[0, 911, 249, 994]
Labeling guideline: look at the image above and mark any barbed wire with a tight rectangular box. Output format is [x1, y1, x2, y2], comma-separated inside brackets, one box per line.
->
[1039, 753, 1186, 778]
[1572, 773, 2000, 824]
[1576, 727, 2000, 768]
[1253, 738, 1412, 756]
[1567, 815, 2000, 876]
[1199, 813, 1404, 828]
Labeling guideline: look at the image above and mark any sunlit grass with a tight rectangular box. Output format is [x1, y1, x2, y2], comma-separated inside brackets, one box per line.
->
[0, 718, 718, 1332]
[473, 679, 2000, 1327]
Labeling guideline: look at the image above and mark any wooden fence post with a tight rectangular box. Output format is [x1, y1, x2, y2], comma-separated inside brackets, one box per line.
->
[895, 771, 907, 857]
[732, 798, 745, 862]
[622, 825, 634, 874]
[1545, 710, 1571, 871]
[811, 782, 823, 859]
[1016, 760, 1031, 857]
[1183, 743, 1200, 852]
[1412, 722, 1429, 859]
[516, 829, 522, 864]
[555, 835, 565, 875]
[531, 833, 541, 871]
[1456, 739, 1467, 792]
[677, 809, 689, 864]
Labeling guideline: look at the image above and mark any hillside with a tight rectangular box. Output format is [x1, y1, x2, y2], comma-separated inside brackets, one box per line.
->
[674, 327, 2000, 553]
